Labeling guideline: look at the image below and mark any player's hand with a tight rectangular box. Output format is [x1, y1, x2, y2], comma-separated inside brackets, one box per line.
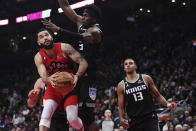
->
[72, 75, 79, 88]
[48, 72, 59, 87]
[167, 102, 177, 110]
[28, 88, 41, 100]
[120, 118, 129, 129]
[27, 89, 41, 108]
[27, 98, 35, 108]
[42, 19, 60, 32]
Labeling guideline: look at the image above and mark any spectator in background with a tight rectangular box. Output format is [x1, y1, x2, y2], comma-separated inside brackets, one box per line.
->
[175, 124, 183, 131]
[182, 123, 190, 131]
[101, 109, 114, 131]
[168, 123, 174, 131]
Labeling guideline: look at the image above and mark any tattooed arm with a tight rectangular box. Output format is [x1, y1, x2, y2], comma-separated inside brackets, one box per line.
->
[61, 43, 88, 85]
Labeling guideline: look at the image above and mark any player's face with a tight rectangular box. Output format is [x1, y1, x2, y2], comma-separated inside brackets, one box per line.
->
[124, 59, 137, 73]
[37, 30, 53, 46]
[82, 12, 96, 26]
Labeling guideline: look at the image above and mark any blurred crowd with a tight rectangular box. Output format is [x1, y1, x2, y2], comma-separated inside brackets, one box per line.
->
[0, 5, 196, 131]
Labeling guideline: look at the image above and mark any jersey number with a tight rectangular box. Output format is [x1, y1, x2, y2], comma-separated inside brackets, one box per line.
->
[133, 92, 143, 102]
[79, 44, 84, 50]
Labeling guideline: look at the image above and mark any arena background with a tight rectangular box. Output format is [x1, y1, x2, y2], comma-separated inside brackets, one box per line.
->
[0, 0, 196, 130]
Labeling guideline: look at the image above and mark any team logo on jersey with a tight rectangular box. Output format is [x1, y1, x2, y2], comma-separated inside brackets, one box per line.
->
[89, 88, 97, 100]
[57, 56, 62, 60]
[124, 81, 129, 87]
[43, 57, 46, 61]
[138, 80, 143, 84]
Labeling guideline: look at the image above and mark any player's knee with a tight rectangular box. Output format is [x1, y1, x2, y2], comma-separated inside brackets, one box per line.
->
[39, 99, 58, 128]
[39, 111, 52, 128]
[39, 118, 51, 128]
[67, 115, 82, 129]
[67, 114, 78, 125]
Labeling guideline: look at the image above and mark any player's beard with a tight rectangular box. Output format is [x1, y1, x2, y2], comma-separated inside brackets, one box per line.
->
[127, 71, 132, 74]
[40, 41, 54, 50]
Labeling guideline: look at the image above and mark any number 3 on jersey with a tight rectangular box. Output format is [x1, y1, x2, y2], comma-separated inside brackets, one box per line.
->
[79, 44, 84, 50]
[133, 92, 143, 102]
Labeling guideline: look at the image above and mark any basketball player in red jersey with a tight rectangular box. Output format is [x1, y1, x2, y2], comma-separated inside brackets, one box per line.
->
[34, 28, 88, 131]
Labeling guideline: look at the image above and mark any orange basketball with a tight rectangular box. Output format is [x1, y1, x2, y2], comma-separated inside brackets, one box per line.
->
[54, 72, 74, 93]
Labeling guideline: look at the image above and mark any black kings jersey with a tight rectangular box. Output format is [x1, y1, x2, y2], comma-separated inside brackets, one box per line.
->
[72, 24, 102, 105]
[73, 23, 102, 82]
[123, 74, 155, 119]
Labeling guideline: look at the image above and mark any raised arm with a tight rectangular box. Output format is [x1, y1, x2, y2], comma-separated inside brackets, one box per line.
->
[143, 75, 176, 109]
[117, 81, 129, 128]
[57, 0, 82, 26]
[42, 19, 102, 44]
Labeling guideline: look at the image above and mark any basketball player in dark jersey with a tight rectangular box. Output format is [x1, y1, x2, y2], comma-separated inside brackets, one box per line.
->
[117, 58, 177, 131]
[42, 1, 103, 130]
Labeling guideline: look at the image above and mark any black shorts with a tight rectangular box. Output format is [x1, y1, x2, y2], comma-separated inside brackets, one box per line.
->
[78, 105, 95, 126]
[127, 113, 160, 131]
[76, 76, 97, 104]
[76, 74, 96, 127]
[49, 110, 69, 131]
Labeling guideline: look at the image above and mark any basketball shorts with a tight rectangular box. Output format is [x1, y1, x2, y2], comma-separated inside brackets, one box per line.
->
[78, 105, 95, 126]
[127, 113, 160, 131]
[44, 84, 78, 108]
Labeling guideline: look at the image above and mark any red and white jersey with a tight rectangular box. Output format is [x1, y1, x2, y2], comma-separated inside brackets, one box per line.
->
[39, 43, 76, 76]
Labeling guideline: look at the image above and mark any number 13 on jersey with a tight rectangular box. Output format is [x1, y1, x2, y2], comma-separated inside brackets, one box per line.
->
[133, 92, 144, 102]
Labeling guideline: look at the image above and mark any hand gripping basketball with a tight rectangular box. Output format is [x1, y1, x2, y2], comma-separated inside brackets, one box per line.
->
[53, 72, 74, 92]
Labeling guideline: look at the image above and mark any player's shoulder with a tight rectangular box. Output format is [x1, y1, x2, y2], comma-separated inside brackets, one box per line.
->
[34, 52, 43, 64]
[142, 74, 153, 83]
[60, 43, 74, 49]
[34, 52, 41, 59]
[87, 25, 102, 33]
[60, 43, 75, 54]
[141, 73, 149, 78]
[117, 80, 124, 88]
[117, 80, 125, 93]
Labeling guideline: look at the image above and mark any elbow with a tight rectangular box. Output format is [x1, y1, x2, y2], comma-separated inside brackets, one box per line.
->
[79, 60, 88, 69]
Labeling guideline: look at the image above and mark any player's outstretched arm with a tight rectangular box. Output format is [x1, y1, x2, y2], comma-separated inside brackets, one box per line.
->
[42, 19, 85, 41]
[27, 78, 44, 108]
[144, 75, 176, 109]
[57, 0, 82, 26]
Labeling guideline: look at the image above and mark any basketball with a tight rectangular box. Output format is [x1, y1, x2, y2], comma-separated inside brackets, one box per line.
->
[54, 72, 74, 93]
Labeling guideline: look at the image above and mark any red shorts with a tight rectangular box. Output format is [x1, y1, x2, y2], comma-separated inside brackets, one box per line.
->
[44, 84, 78, 108]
